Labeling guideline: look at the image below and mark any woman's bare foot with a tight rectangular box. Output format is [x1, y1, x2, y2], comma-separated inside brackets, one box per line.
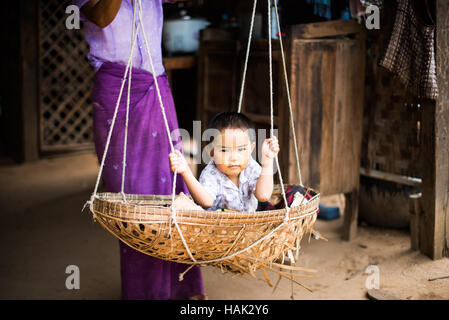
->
[187, 294, 208, 300]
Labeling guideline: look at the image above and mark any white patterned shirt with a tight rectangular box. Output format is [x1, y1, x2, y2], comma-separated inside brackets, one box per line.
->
[199, 158, 262, 212]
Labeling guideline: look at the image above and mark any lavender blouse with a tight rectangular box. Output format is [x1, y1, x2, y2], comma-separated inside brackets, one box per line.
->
[73, 0, 171, 75]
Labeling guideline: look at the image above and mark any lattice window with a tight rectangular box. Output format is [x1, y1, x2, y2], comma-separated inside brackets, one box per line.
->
[39, 0, 94, 152]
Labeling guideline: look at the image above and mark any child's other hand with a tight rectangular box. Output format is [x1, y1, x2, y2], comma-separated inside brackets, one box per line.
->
[169, 150, 189, 175]
[261, 136, 280, 163]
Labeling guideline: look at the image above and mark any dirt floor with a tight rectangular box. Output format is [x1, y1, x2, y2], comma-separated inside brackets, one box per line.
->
[0, 152, 448, 300]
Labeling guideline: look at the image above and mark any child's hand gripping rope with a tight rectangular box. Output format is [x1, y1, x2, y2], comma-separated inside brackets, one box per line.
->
[169, 150, 190, 175]
[260, 136, 280, 167]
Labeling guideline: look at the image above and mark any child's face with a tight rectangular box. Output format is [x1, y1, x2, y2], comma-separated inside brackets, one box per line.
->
[212, 128, 255, 178]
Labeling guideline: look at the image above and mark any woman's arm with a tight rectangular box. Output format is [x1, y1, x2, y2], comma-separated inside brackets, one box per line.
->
[81, 0, 186, 28]
[254, 137, 280, 202]
[169, 150, 215, 209]
[80, 0, 123, 28]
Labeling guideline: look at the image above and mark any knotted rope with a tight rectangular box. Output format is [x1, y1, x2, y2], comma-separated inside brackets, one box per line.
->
[236, 0, 303, 187]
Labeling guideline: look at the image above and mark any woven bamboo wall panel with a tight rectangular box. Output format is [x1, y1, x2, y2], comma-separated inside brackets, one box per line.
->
[361, 4, 422, 179]
[39, 0, 94, 152]
[361, 86, 422, 177]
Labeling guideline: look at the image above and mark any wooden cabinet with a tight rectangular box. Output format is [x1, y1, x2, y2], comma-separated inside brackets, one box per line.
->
[197, 20, 366, 239]
[197, 40, 240, 117]
[289, 38, 365, 195]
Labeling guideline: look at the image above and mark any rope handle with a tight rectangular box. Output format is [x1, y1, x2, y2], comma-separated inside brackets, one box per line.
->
[120, 0, 138, 203]
[237, 0, 258, 114]
[135, 0, 197, 263]
[266, 0, 290, 219]
[90, 13, 141, 202]
[236, 0, 303, 187]
[273, 0, 303, 186]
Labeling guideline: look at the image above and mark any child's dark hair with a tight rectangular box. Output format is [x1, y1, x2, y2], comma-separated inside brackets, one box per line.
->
[207, 112, 256, 143]
[207, 112, 255, 132]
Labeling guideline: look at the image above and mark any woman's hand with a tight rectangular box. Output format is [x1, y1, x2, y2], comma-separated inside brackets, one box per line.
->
[169, 150, 190, 175]
[260, 136, 280, 166]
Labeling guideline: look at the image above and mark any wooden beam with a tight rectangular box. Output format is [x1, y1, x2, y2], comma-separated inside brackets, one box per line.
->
[289, 20, 363, 39]
[360, 168, 422, 187]
[163, 56, 197, 71]
[420, 0, 449, 259]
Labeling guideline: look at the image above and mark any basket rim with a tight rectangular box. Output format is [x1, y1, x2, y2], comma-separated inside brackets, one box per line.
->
[90, 184, 320, 223]
[94, 184, 319, 203]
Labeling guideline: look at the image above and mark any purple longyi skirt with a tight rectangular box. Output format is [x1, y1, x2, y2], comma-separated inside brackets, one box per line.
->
[92, 61, 204, 300]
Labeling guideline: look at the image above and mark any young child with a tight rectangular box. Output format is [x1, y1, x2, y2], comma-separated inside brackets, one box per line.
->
[169, 112, 280, 212]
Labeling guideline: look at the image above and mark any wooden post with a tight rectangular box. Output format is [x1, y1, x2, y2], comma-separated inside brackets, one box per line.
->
[420, 0, 449, 259]
[343, 189, 359, 241]
[409, 193, 422, 251]
[3, 0, 40, 162]
[19, 0, 39, 162]
[1, 2, 22, 162]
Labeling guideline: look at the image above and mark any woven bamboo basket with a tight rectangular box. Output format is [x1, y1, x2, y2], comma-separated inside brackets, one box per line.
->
[90, 185, 320, 285]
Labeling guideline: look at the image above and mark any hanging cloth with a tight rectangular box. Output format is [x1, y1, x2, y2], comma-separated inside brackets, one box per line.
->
[360, 0, 383, 7]
[349, 0, 384, 22]
[349, 0, 365, 21]
[306, 0, 332, 20]
[379, 0, 438, 100]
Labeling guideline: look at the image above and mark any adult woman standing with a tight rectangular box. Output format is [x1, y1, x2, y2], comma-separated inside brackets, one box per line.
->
[73, 0, 205, 300]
